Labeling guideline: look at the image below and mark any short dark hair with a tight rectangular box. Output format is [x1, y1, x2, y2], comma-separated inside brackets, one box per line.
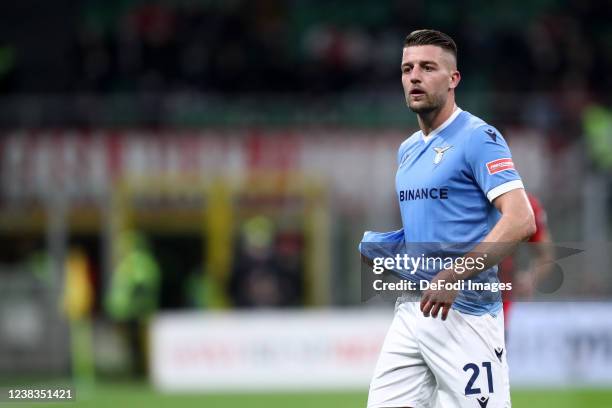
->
[404, 29, 457, 62]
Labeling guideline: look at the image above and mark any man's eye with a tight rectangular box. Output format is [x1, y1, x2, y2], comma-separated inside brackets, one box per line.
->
[424, 66, 433, 71]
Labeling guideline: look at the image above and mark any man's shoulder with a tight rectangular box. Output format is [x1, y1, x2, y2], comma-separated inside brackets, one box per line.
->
[456, 110, 495, 134]
[456, 111, 505, 146]
[397, 130, 422, 158]
[399, 130, 422, 149]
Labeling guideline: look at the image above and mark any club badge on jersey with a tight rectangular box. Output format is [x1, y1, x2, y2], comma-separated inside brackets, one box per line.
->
[433, 145, 452, 164]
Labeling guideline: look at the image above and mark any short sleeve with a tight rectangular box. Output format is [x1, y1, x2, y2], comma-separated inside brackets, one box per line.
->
[465, 126, 524, 202]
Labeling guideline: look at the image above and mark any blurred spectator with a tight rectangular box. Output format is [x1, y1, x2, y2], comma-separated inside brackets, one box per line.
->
[106, 231, 160, 320]
[0, 1, 609, 130]
[229, 216, 303, 307]
[0, 0, 608, 98]
[106, 230, 160, 376]
[583, 104, 612, 171]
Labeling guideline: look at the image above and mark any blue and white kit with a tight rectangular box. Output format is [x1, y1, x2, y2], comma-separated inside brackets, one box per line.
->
[362, 107, 520, 408]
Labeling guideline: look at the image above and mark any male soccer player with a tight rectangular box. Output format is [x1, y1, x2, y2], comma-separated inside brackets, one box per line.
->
[361, 30, 535, 407]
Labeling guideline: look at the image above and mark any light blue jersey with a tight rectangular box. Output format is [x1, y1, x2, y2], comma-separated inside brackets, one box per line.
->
[360, 108, 524, 315]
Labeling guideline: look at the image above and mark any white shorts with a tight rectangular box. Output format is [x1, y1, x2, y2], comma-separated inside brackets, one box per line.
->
[367, 296, 510, 408]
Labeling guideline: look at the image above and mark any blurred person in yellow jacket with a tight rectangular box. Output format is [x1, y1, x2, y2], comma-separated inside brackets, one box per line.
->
[106, 230, 160, 376]
[62, 248, 95, 387]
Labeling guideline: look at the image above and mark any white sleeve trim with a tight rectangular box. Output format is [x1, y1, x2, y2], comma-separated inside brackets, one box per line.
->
[487, 180, 524, 202]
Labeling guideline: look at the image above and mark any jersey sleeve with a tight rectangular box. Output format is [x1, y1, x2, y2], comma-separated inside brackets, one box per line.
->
[465, 126, 524, 202]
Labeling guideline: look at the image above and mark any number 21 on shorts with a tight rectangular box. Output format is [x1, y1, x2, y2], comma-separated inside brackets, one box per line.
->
[463, 361, 494, 395]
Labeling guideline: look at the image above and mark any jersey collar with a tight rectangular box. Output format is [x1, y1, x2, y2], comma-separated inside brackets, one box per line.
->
[421, 106, 463, 142]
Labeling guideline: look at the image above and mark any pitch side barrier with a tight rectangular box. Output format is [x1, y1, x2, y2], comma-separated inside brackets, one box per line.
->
[150, 304, 612, 390]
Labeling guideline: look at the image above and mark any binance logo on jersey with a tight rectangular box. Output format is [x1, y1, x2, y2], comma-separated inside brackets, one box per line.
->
[399, 188, 449, 202]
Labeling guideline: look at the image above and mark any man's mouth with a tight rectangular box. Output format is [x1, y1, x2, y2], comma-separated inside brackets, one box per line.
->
[410, 89, 426, 96]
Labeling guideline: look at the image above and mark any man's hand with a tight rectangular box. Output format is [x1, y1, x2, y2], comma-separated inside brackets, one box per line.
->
[420, 269, 459, 321]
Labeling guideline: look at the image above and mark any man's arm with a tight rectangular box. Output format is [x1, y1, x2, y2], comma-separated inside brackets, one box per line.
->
[421, 188, 536, 320]
[516, 218, 554, 297]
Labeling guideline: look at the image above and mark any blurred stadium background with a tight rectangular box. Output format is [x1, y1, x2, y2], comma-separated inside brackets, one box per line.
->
[0, 0, 611, 407]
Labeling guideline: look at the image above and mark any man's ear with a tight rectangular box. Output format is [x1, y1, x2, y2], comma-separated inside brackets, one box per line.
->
[449, 70, 461, 90]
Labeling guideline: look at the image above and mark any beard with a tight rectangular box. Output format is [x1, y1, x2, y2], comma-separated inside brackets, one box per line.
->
[406, 93, 444, 114]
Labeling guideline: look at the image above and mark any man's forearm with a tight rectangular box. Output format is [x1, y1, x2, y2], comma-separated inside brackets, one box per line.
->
[447, 212, 536, 281]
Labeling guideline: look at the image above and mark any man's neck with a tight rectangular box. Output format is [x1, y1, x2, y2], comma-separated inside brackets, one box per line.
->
[417, 100, 457, 136]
